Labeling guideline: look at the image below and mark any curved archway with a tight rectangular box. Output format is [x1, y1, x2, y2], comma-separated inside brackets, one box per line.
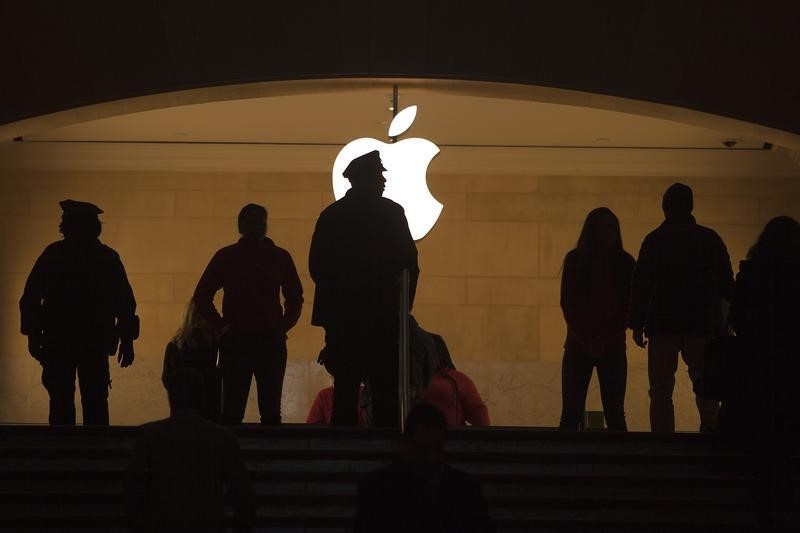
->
[3, 78, 800, 150]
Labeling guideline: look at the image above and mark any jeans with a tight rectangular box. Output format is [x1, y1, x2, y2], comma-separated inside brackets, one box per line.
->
[559, 348, 627, 431]
[219, 330, 287, 425]
[648, 334, 720, 432]
[41, 351, 110, 426]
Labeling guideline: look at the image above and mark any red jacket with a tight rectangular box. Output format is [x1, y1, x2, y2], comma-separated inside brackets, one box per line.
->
[194, 237, 303, 334]
[422, 368, 490, 427]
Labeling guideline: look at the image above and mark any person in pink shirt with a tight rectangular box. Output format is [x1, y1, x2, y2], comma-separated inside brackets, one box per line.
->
[418, 328, 490, 427]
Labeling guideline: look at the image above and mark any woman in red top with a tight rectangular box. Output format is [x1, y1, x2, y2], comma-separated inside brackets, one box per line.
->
[421, 335, 490, 427]
[559, 207, 635, 431]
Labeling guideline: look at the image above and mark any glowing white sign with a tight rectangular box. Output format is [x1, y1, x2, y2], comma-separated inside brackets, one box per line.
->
[332, 105, 442, 240]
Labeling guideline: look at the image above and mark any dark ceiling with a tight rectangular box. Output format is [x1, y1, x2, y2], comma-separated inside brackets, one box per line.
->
[1, 0, 799, 134]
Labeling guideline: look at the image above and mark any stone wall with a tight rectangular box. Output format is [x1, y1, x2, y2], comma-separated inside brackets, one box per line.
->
[1, 147, 798, 429]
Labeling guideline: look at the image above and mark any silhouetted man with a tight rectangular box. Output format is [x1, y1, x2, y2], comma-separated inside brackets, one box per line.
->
[354, 402, 492, 532]
[309, 150, 419, 427]
[126, 367, 255, 532]
[194, 203, 303, 425]
[19, 200, 138, 426]
[630, 183, 734, 432]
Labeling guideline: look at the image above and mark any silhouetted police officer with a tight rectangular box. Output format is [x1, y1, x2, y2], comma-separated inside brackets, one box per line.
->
[19, 200, 138, 425]
[309, 150, 419, 427]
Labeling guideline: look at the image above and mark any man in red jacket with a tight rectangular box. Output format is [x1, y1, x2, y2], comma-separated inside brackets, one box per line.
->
[194, 204, 303, 425]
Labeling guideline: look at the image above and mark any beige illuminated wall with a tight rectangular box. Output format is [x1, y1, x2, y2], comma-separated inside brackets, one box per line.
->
[1, 143, 799, 430]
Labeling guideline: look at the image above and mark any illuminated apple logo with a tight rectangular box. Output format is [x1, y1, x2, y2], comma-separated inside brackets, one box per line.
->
[332, 106, 442, 240]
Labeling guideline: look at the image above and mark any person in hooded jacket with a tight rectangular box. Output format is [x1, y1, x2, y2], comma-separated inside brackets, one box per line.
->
[194, 203, 303, 425]
[629, 183, 734, 433]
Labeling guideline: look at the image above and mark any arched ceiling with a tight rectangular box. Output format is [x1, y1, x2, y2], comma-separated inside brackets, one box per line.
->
[1, 2, 799, 137]
[20, 89, 765, 150]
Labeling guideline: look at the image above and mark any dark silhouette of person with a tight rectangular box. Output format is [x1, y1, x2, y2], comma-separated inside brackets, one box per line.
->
[309, 150, 419, 427]
[559, 207, 635, 431]
[720, 216, 800, 532]
[411, 318, 490, 427]
[162, 297, 221, 422]
[720, 216, 800, 436]
[629, 183, 734, 433]
[19, 199, 138, 426]
[354, 402, 493, 532]
[194, 203, 303, 425]
[126, 367, 255, 532]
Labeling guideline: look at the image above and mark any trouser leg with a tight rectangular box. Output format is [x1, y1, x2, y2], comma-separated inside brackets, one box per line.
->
[648, 335, 680, 433]
[596, 350, 628, 431]
[220, 337, 253, 425]
[369, 349, 399, 428]
[331, 367, 361, 427]
[77, 354, 110, 426]
[559, 349, 594, 430]
[323, 328, 363, 428]
[41, 358, 77, 426]
[682, 336, 720, 432]
[253, 333, 287, 426]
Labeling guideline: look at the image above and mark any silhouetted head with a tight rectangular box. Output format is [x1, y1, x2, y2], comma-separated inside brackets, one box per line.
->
[402, 402, 447, 473]
[343, 150, 386, 196]
[58, 199, 102, 240]
[747, 216, 800, 263]
[165, 367, 205, 412]
[237, 203, 267, 239]
[577, 207, 623, 255]
[662, 183, 693, 219]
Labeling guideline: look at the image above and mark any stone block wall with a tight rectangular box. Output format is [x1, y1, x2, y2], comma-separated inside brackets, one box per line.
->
[1, 156, 798, 429]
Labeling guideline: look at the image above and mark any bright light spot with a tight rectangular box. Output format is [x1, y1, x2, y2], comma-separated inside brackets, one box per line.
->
[332, 136, 442, 240]
[388, 105, 418, 137]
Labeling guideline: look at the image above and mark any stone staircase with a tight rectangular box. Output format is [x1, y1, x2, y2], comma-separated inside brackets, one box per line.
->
[0, 424, 797, 532]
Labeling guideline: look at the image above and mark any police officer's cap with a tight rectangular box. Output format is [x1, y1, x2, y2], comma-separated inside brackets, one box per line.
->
[342, 150, 386, 181]
[59, 199, 103, 216]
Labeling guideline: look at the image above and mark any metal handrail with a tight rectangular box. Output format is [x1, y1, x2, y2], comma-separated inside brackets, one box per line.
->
[398, 268, 411, 432]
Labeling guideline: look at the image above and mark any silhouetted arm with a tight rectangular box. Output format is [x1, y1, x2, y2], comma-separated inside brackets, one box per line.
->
[194, 252, 227, 333]
[280, 250, 303, 333]
[629, 236, 656, 331]
[714, 234, 735, 302]
[728, 269, 753, 336]
[308, 214, 332, 285]
[221, 430, 255, 533]
[113, 253, 138, 340]
[560, 252, 589, 344]
[19, 249, 49, 337]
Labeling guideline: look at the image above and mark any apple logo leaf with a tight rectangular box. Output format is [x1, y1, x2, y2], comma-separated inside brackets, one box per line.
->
[388, 105, 417, 138]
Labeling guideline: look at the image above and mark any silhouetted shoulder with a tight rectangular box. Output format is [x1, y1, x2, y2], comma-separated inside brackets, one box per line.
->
[377, 196, 405, 213]
[563, 249, 582, 265]
[694, 223, 725, 243]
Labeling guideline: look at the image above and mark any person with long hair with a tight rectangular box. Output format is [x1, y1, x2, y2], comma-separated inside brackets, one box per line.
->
[722, 216, 800, 434]
[722, 216, 800, 528]
[559, 207, 635, 431]
[163, 298, 220, 421]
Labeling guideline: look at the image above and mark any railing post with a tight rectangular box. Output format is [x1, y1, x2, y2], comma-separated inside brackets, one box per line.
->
[398, 268, 411, 432]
